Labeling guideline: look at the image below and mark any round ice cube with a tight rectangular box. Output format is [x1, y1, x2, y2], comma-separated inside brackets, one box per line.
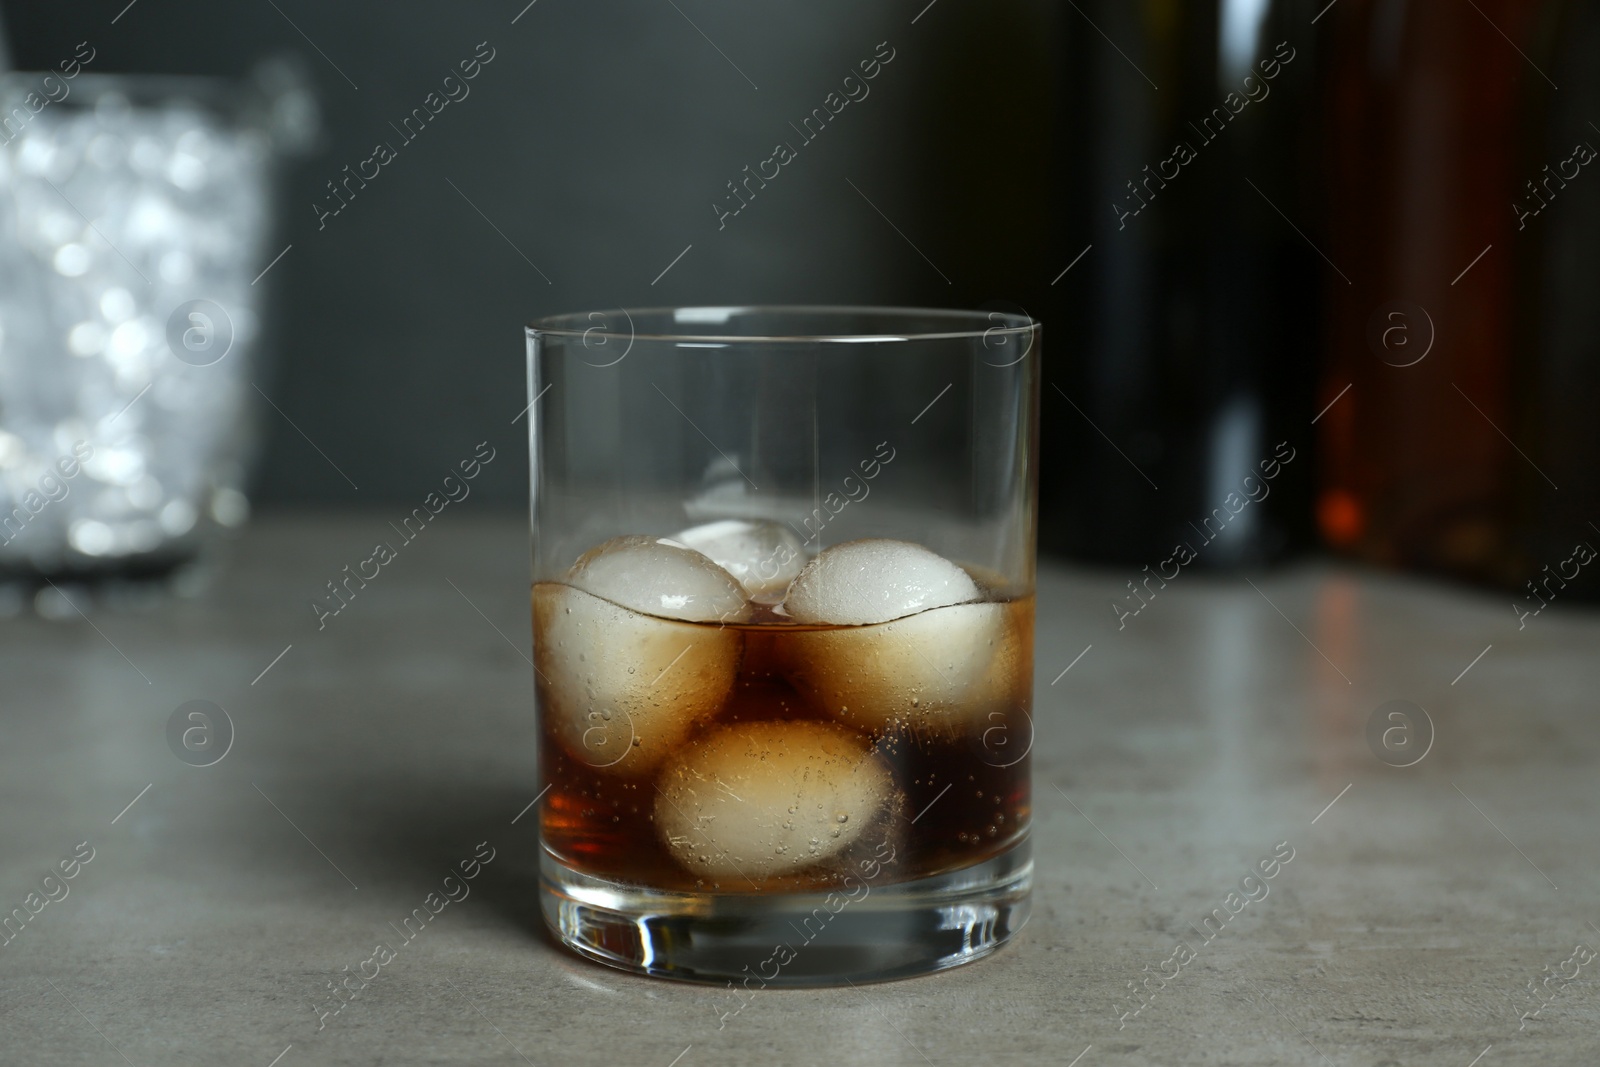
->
[535, 583, 741, 776]
[967, 613, 1035, 766]
[783, 539, 979, 625]
[654, 720, 894, 882]
[567, 534, 749, 623]
[786, 601, 1022, 735]
[672, 519, 807, 597]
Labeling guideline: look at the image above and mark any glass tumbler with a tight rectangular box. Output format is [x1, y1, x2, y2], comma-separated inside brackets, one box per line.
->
[0, 66, 315, 584]
[527, 306, 1039, 984]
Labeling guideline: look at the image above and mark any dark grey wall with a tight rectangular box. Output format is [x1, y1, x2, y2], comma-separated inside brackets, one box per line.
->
[6, 0, 1057, 507]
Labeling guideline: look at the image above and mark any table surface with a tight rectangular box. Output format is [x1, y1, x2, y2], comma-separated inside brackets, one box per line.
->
[2, 515, 1597, 1067]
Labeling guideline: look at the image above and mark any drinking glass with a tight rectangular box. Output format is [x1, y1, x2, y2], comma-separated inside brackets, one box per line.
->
[0, 66, 315, 584]
[526, 306, 1039, 984]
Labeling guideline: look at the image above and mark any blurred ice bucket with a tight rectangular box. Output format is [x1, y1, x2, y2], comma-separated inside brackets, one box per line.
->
[0, 64, 314, 579]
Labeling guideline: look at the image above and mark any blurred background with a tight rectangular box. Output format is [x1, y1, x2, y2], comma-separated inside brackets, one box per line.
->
[0, 0, 1595, 605]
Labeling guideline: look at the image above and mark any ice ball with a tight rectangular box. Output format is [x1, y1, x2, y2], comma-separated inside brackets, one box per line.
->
[786, 601, 1023, 735]
[534, 583, 741, 776]
[672, 519, 807, 598]
[654, 720, 894, 882]
[783, 539, 979, 625]
[568, 534, 749, 623]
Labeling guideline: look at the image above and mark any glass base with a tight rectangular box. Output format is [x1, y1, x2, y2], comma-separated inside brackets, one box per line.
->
[539, 837, 1031, 986]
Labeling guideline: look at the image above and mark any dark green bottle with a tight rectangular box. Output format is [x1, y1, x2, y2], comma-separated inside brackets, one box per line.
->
[1040, 0, 1321, 568]
[1509, 0, 1600, 605]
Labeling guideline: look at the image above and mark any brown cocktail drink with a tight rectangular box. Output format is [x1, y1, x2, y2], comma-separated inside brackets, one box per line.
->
[537, 533, 1032, 895]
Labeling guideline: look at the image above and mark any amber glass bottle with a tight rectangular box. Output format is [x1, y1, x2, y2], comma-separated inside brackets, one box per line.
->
[1316, 0, 1545, 580]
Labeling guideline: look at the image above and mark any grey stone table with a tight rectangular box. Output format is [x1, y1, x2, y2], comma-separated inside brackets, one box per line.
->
[2, 515, 1597, 1066]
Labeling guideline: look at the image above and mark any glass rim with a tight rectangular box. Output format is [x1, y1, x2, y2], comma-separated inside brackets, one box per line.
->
[526, 304, 1039, 344]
